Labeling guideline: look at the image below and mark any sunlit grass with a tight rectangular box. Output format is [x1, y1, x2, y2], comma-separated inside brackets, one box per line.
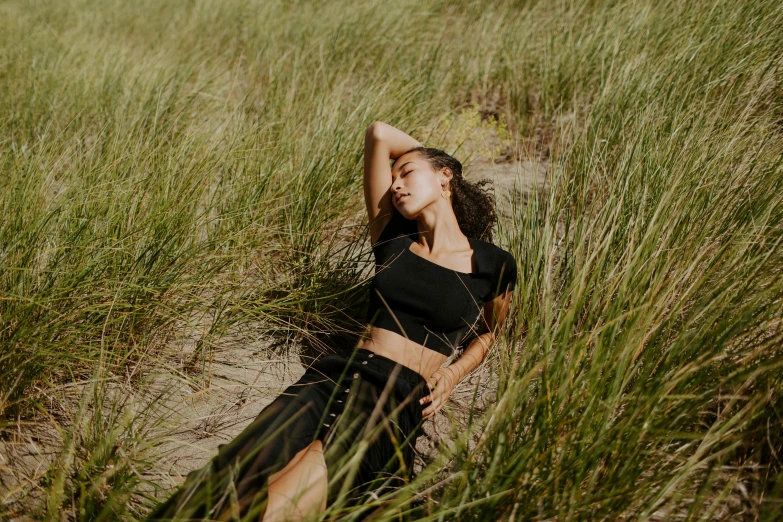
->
[1, 0, 781, 520]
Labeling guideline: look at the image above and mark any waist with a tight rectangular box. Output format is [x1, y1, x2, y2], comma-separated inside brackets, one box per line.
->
[356, 347, 430, 387]
[313, 347, 428, 388]
[355, 327, 451, 381]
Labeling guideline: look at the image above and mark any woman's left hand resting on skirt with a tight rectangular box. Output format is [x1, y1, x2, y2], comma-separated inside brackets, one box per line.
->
[420, 366, 460, 419]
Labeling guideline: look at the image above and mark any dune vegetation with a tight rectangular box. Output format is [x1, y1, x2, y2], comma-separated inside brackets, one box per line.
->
[1, 0, 781, 520]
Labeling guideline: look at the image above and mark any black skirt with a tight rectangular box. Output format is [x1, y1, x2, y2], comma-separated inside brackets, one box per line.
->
[146, 348, 430, 521]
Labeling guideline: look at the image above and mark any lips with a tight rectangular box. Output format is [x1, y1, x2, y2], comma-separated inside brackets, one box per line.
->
[395, 194, 409, 204]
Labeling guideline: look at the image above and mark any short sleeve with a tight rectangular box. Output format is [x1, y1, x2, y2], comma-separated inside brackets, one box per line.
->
[485, 248, 517, 300]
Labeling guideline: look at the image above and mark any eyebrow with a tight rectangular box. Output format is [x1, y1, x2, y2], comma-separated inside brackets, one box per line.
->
[394, 161, 415, 174]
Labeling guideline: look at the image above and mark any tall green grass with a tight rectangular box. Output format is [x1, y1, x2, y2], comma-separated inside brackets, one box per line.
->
[1, 0, 781, 519]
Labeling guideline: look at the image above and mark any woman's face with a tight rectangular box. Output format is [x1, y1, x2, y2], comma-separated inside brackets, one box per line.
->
[390, 151, 449, 218]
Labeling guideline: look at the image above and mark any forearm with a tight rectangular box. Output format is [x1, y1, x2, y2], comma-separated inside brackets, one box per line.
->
[367, 121, 423, 159]
[448, 332, 494, 384]
[421, 331, 498, 419]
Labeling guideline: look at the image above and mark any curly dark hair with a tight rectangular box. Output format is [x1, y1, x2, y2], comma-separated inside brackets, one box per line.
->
[393, 146, 498, 243]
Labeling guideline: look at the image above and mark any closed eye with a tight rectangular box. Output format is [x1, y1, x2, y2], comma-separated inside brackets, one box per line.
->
[392, 169, 411, 183]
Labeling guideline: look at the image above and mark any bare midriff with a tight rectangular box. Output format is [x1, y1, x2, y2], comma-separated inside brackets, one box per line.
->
[354, 325, 449, 381]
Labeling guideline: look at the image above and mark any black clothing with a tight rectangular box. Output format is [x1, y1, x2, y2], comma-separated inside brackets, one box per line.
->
[146, 349, 428, 521]
[367, 209, 518, 357]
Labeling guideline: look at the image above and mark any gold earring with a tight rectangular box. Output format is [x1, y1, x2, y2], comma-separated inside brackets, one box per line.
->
[441, 187, 450, 199]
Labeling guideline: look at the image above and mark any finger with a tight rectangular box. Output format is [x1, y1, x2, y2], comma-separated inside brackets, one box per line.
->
[423, 395, 442, 413]
[423, 399, 441, 418]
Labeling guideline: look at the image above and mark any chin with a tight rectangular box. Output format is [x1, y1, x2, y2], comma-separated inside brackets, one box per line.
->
[395, 205, 417, 221]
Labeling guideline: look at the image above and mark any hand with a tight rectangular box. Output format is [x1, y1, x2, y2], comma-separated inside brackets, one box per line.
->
[420, 366, 460, 420]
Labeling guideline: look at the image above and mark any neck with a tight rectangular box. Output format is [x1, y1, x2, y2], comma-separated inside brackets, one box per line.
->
[413, 206, 466, 253]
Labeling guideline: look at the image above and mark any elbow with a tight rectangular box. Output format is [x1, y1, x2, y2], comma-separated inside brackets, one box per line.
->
[488, 331, 497, 347]
[481, 331, 496, 355]
[365, 121, 385, 141]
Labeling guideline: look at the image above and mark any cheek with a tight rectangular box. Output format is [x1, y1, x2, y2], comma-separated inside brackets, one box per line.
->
[411, 177, 440, 202]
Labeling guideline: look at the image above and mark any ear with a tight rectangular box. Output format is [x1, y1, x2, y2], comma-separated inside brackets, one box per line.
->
[439, 167, 454, 186]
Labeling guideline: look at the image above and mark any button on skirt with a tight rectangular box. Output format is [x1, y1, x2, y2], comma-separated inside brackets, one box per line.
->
[146, 348, 430, 521]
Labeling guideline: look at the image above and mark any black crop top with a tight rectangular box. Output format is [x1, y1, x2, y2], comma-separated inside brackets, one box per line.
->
[366, 209, 517, 357]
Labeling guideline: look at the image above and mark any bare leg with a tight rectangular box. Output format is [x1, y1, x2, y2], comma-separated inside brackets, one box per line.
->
[262, 440, 328, 522]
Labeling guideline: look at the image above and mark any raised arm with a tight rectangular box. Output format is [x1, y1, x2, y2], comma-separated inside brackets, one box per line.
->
[363, 122, 422, 245]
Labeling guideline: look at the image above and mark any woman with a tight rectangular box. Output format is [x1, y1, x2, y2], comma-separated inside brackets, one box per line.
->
[146, 121, 517, 521]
